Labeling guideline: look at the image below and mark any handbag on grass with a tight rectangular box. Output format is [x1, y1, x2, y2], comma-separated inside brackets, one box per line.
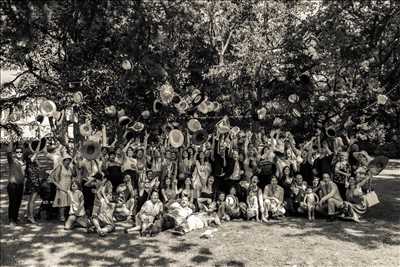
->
[363, 191, 380, 208]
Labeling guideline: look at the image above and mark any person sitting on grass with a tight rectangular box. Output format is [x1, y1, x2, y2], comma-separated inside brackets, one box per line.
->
[89, 192, 116, 236]
[259, 176, 285, 222]
[225, 186, 246, 221]
[125, 191, 164, 235]
[216, 192, 229, 221]
[114, 173, 136, 221]
[161, 196, 194, 231]
[52, 179, 89, 230]
[175, 209, 221, 235]
[246, 187, 260, 221]
[316, 173, 345, 221]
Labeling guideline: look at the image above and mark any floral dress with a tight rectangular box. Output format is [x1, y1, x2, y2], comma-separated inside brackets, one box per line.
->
[25, 159, 41, 195]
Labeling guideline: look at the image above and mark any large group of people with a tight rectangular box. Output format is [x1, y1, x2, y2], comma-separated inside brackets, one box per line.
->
[5, 121, 381, 237]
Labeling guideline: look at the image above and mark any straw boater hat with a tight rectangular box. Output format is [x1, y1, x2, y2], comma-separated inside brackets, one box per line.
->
[81, 140, 101, 160]
[191, 89, 205, 106]
[105, 105, 117, 116]
[73, 91, 83, 104]
[216, 116, 230, 134]
[153, 100, 163, 113]
[187, 119, 202, 132]
[169, 129, 184, 148]
[288, 94, 299, 103]
[79, 123, 92, 137]
[39, 100, 57, 116]
[160, 83, 174, 104]
[117, 109, 131, 127]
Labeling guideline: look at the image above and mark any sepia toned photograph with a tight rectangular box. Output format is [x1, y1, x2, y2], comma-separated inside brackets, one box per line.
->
[0, 1, 399, 266]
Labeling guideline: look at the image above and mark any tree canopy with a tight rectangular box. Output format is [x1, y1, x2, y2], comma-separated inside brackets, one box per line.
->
[1, 0, 399, 154]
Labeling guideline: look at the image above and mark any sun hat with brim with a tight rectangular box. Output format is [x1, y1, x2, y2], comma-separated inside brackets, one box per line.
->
[79, 123, 92, 137]
[39, 100, 57, 116]
[169, 129, 185, 148]
[353, 151, 373, 164]
[81, 140, 101, 160]
[153, 100, 163, 113]
[288, 94, 299, 103]
[187, 119, 202, 132]
[105, 105, 117, 116]
[73, 91, 83, 104]
[118, 116, 131, 127]
[367, 156, 389, 175]
[131, 122, 145, 132]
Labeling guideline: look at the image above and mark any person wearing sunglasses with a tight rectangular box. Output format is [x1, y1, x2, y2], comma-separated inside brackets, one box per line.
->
[6, 142, 26, 228]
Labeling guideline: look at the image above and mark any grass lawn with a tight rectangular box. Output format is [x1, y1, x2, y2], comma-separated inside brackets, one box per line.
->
[1, 161, 399, 267]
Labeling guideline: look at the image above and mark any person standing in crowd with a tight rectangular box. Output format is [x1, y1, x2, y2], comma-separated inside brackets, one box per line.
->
[51, 155, 76, 222]
[317, 173, 345, 221]
[105, 150, 122, 192]
[334, 152, 351, 198]
[6, 143, 26, 227]
[24, 151, 42, 224]
[192, 150, 212, 207]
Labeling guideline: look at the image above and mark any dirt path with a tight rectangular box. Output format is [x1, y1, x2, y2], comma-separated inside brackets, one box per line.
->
[1, 161, 399, 267]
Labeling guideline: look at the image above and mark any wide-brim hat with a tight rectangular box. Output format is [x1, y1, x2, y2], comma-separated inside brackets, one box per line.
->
[353, 151, 374, 164]
[213, 102, 222, 113]
[105, 105, 117, 116]
[160, 83, 175, 104]
[39, 100, 57, 116]
[81, 140, 101, 160]
[288, 94, 299, 103]
[73, 91, 84, 104]
[197, 101, 209, 114]
[187, 119, 202, 132]
[131, 122, 144, 132]
[175, 99, 189, 113]
[191, 90, 205, 106]
[169, 129, 184, 148]
[153, 100, 163, 113]
[192, 129, 208, 145]
[79, 123, 92, 137]
[368, 156, 389, 175]
[216, 116, 230, 134]
[118, 116, 131, 127]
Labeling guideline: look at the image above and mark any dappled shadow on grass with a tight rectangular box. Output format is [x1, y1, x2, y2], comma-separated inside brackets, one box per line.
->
[270, 177, 400, 249]
[1, 222, 172, 266]
[215, 260, 246, 267]
[169, 242, 198, 253]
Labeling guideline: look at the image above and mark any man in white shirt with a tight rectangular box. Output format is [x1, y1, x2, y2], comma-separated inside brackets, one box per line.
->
[162, 197, 193, 231]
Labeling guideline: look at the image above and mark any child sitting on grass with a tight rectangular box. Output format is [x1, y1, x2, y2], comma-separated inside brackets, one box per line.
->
[89, 192, 116, 236]
[51, 178, 89, 230]
[65, 180, 89, 229]
[246, 189, 259, 221]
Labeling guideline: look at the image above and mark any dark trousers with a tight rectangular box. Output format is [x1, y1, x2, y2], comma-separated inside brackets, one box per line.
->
[7, 183, 24, 223]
